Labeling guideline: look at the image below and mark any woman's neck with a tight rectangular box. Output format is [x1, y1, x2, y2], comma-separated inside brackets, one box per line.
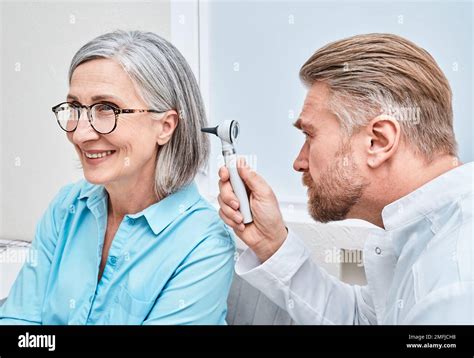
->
[105, 167, 159, 221]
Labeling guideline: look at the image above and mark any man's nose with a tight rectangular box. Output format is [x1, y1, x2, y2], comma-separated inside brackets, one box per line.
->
[293, 144, 309, 172]
[72, 116, 100, 144]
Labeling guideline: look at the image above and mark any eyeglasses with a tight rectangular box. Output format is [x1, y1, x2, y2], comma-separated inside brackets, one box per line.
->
[51, 102, 166, 134]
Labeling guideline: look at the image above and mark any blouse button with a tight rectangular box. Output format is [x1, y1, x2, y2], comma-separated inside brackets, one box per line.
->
[375, 247, 382, 255]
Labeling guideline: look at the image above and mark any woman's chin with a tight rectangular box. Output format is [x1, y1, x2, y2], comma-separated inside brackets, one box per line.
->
[83, 171, 113, 185]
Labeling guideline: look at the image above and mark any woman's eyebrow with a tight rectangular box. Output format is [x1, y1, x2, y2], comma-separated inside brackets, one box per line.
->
[90, 94, 123, 103]
[66, 94, 79, 102]
[66, 94, 123, 103]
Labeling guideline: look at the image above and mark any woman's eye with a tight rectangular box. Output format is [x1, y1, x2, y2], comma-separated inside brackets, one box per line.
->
[96, 103, 115, 112]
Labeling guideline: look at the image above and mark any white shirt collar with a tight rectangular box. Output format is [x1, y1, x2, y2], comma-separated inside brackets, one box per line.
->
[381, 162, 473, 251]
[382, 162, 473, 230]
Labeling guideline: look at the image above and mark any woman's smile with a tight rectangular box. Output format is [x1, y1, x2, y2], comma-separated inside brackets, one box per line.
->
[82, 149, 117, 165]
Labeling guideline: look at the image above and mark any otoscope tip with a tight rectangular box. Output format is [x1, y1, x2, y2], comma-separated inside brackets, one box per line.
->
[201, 126, 218, 135]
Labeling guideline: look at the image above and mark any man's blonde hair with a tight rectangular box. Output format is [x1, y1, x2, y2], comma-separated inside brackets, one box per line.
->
[299, 33, 457, 160]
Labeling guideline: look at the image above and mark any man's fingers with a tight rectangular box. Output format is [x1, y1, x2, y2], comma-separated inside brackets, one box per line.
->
[236, 158, 270, 194]
[217, 194, 243, 224]
[219, 209, 245, 232]
[218, 179, 240, 210]
[218, 166, 230, 181]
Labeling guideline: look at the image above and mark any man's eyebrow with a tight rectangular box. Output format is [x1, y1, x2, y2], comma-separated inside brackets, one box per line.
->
[293, 118, 302, 130]
[293, 118, 315, 132]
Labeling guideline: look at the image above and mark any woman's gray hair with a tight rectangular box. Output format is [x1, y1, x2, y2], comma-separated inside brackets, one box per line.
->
[68, 30, 209, 199]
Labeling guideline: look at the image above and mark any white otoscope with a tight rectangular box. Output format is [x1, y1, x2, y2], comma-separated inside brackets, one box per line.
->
[201, 120, 253, 224]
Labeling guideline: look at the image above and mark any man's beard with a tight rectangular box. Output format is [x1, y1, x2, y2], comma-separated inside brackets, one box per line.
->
[302, 143, 369, 223]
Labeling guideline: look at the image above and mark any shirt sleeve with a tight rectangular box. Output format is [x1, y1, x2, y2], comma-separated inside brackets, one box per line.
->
[235, 228, 377, 325]
[143, 227, 235, 325]
[0, 184, 72, 325]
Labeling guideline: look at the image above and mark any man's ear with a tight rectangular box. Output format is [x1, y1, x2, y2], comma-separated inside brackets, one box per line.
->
[365, 114, 401, 168]
[155, 110, 179, 145]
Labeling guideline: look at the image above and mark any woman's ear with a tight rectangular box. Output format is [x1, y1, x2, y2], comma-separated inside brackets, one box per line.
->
[155, 110, 179, 145]
[365, 114, 401, 168]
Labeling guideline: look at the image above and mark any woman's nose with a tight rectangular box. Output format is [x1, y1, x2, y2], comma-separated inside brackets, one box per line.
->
[72, 117, 100, 144]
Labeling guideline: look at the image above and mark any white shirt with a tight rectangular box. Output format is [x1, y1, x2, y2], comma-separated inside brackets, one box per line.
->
[235, 163, 474, 324]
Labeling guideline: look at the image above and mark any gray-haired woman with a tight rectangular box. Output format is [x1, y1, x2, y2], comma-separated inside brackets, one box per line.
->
[0, 30, 235, 325]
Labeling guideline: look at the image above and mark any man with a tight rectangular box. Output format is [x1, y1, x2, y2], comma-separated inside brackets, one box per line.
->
[217, 33, 473, 324]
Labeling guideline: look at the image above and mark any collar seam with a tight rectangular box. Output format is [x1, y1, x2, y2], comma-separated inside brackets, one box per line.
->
[384, 192, 468, 231]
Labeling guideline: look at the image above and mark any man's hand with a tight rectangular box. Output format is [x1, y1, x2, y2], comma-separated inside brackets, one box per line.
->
[217, 159, 288, 262]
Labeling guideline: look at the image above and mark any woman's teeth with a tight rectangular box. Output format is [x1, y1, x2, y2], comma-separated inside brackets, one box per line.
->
[85, 150, 114, 159]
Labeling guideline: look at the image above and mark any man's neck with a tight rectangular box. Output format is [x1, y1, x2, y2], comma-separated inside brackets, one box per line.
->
[389, 154, 460, 205]
[351, 154, 460, 228]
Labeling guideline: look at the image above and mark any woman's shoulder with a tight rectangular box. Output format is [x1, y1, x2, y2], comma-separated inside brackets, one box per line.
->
[183, 195, 235, 246]
[48, 179, 98, 210]
[169, 195, 235, 270]
[35, 180, 97, 236]
[158, 182, 233, 247]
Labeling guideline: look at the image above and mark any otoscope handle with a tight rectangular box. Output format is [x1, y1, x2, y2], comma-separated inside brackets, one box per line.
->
[224, 153, 253, 224]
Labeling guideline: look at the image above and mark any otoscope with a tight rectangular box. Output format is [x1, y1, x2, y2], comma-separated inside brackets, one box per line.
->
[201, 120, 253, 224]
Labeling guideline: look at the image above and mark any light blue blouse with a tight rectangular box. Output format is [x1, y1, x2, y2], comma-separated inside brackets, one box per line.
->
[0, 180, 235, 325]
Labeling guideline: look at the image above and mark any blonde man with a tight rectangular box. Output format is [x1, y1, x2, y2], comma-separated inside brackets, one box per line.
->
[218, 33, 473, 324]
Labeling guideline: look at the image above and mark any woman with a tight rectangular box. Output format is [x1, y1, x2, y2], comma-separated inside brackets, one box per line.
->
[0, 30, 235, 324]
